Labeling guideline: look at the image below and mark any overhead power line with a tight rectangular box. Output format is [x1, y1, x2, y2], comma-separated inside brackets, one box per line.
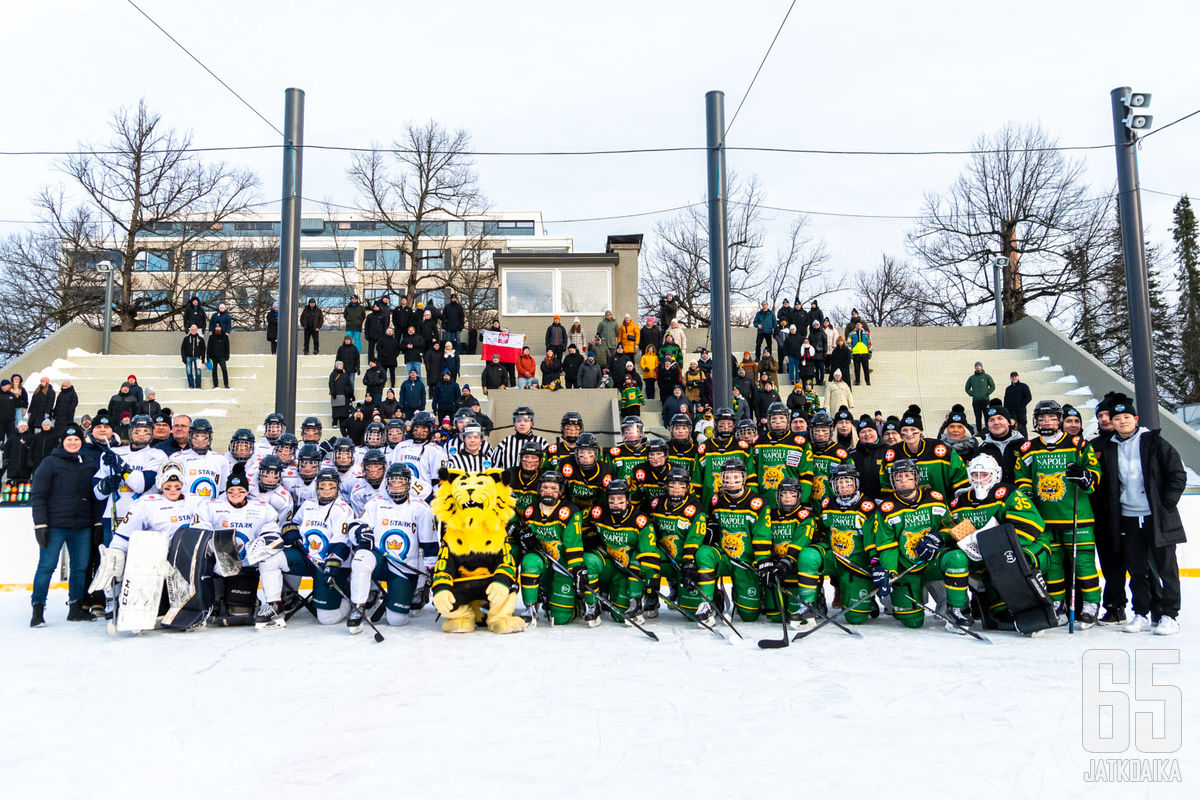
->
[724, 0, 799, 142]
[1139, 106, 1200, 140]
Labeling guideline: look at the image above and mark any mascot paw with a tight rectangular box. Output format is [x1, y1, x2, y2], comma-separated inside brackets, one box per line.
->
[442, 616, 477, 634]
[432, 590, 456, 617]
[487, 615, 526, 634]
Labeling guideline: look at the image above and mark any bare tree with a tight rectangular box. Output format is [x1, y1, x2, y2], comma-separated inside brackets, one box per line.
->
[639, 175, 830, 325]
[430, 224, 501, 330]
[854, 254, 924, 326]
[347, 121, 486, 302]
[907, 123, 1093, 323]
[224, 236, 282, 331]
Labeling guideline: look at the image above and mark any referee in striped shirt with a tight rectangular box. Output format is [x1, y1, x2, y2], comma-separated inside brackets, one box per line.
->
[446, 423, 497, 472]
[494, 406, 548, 470]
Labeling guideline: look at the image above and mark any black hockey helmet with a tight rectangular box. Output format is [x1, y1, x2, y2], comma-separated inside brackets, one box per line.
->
[575, 432, 600, 455]
[513, 405, 535, 421]
[715, 407, 737, 424]
[274, 433, 298, 457]
[889, 457, 919, 481]
[537, 470, 565, 494]
[386, 462, 413, 481]
[386, 462, 412, 501]
[264, 412, 286, 429]
[670, 413, 692, 432]
[810, 410, 834, 430]
[412, 410, 436, 429]
[1033, 399, 1063, 418]
[720, 458, 748, 476]
[647, 438, 669, 456]
[334, 437, 355, 454]
[230, 428, 255, 449]
[777, 476, 802, 512]
[364, 421, 386, 447]
[362, 448, 387, 468]
[301, 416, 323, 434]
[189, 418, 214, 436]
[297, 443, 322, 465]
[735, 418, 757, 438]
[129, 414, 153, 431]
[606, 478, 632, 499]
[259, 453, 283, 474]
[621, 415, 644, 432]
[453, 407, 475, 425]
[518, 441, 543, 469]
[561, 411, 583, 429]
[830, 462, 860, 498]
[316, 466, 341, 487]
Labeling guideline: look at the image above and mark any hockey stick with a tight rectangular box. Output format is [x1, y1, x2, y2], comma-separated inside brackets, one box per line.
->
[543, 554, 658, 641]
[792, 561, 922, 641]
[726, 555, 859, 639]
[896, 588, 992, 644]
[606, 554, 726, 641]
[307, 553, 384, 643]
[758, 575, 791, 649]
[662, 552, 744, 640]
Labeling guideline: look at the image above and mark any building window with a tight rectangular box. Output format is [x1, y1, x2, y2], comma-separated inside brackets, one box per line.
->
[300, 249, 355, 270]
[363, 249, 404, 271]
[134, 250, 172, 272]
[501, 267, 611, 316]
[186, 251, 225, 271]
[460, 248, 495, 270]
[486, 220, 535, 236]
[416, 288, 446, 309]
[193, 289, 226, 308]
[233, 221, 275, 232]
[230, 249, 279, 270]
[77, 251, 123, 270]
[131, 290, 171, 312]
[302, 285, 351, 310]
[417, 249, 445, 270]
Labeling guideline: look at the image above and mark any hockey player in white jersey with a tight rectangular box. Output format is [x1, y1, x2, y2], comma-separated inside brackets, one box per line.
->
[356, 422, 386, 462]
[383, 418, 406, 460]
[291, 444, 322, 505]
[283, 467, 357, 625]
[93, 414, 168, 540]
[249, 454, 295, 526]
[349, 449, 388, 514]
[177, 418, 229, 498]
[272, 433, 300, 487]
[331, 437, 361, 501]
[203, 468, 287, 629]
[252, 412, 287, 464]
[225, 428, 257, 479]
[347, 463, 438, 632]
[389, 411, 446, 501]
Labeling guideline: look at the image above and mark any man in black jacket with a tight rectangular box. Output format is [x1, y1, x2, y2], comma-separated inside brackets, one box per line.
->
[329, 363, 354, 435]
[183, 296, 206, 331]
[1003, 371, 1033, 435]
[29, 424, 105, 626]
[392, 296, 415, 340]
[336, 335, 360, 388]
[300, 299, 324, 355]
[441, 294, 465, 350]
[181, 324, 206, 389]
[208, 324, 231, 389]
[1089, 393, 1124, 624]
[659, 294, 679, 328]
[53, 380, 78, 432]
[1099, 395, 1187, 635]
[362, 360, 387, 407]
[365, 302, 387, 363]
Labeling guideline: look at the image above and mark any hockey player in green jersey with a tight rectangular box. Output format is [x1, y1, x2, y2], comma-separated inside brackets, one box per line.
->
[506, 442, 544, 554]
[588, 479, 661, 624]
[794, 463, 879, 625]
[542, 412, 583, 470]
[1014, 400, 1103, 627]
[754, 402, 814, 508]
[682, 459, 769, 625]
[946, 453, 1051, 630]
[517, 471, 603, 627]
[630, 438, 672, 509]
[808, 410, 850, 507]
[694, 408, 755, 507]
[873, 458, 972, 632]
[880, 404, 968, 498]
[646, 467, 707, 618]
[754, 476, 818, 625]
[560, 432, 613, 548]
[666, 414, 700, 481]
[607, 416, 649, 483]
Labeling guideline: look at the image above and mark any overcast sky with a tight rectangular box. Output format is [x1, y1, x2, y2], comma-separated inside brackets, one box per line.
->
[2, 0, 1197, 311]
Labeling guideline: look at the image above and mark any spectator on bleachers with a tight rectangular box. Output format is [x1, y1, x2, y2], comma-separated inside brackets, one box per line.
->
[329, 362, 353, 435]
[300, 299, 324, 355]
[266, 303, 279, 355]
[363, 359, 387, 406]
[516, 346, 538, 389]
[401, 324, 425, 376]
[696, 349, 714, 379]
[345, 405, 367, 445]
[808, 320, 827, 387]
[2, 419, 32, 487]
[365, 302, 387, 362]
[545, 315, 568, 361]
[803, 300, 824, 332]
[825, 369, 854, 413]
[441, 294, 464, 350]
[640, 316, 662, 355]
[423, 337, 443, 387]
[781, 326, 801, 384]
[392, 296, 415, 338]
[662, 385, 687, 426]
[442, 341, 460, 383]
[659, 333, 682, 371]
[183, 296, 206, 332]
[578, 352, 602, 389]
[596, 311, 619, 357]
[541, 350, 563, 387]
[615, 314, 640, 373]
[431, 371, 459, 421]
[482, 354, 508, 393]
[849, 322, 872, 386]
[657, 352, 681, 399]
[208, 324, 231, 389]
[658, 293, 680, 327]
[418, 308, 439, 351]
[795, 338, 816, 385]
[457, 384, 479, 411]
[822, 319, 837, 379]
[775, 298, 795, 333]
[739, 352, 758, 385]
[964, 361, 996, 432]
[208, 303, 232, 335]
[828, 336, 851, 389]
[684, 362, 704, 405]
[107, 382, 139, 424]
[773, 319, 790, 359]
[844, 309, 870, 337]
[753, 302, 776, 360]
[27, 378, 56, 429]
[377, 326, 399, 387]
[590, 333, 613, 372]
[141, 388, 159, 419]
[639, 345, 658, 399]
[732, 386, 752, 421]
[733, 367, 753, 402]
[568, 318, 586, 356]
[1004, 371, 1033, 435]
[343, 294, 365, 351]
[752, 376, 781, 422]
[0, 379, 15, 444]
[53, 381, 78, 432]
[666, 320, 688, 358]
[31, 418, 57, 471]
[399, 369, 426, 418]
[619, 360, 641, 390]
[785, 382, 807, 416]
[336, 335, 360, 388]
[563, 344, 585, 389]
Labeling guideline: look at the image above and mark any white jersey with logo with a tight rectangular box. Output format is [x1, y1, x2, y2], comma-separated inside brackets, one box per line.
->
[200, 496, 281, 565]
[293, 497, 356, 563]
[356, 495, 439, 575]
[291, 476, 319, 507]
[248, 483, 295, 526]
[111, 493, 207, 553]
[177, 449, 230, 499]
[388, 439, 446, 500]
[94, 444, 168, 524]
[349, 480, 387, 516]
[336, 466, 362, 502]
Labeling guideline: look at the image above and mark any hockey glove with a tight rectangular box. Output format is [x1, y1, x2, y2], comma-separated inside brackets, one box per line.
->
[347, 521, 374, 551]
[280, 522, 301, 544]
[1065, 462, 1092, 489]
[571, 566, 590, 597]
[776, 556, 796, 578]
[755, 559, 777, 582]
[100, 449, 122, 471]
[870, 559, 893, 597]
[915, 531, 944, 562]
[680, 559, 699, 587]
[34, 524, 49, 550]
[519, 525, 540, 555]
[432, 589, 456, 617]
[97, 473, 123, 495]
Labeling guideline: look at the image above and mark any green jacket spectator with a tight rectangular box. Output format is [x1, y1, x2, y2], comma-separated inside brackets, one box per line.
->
[596, 311, 619, 352]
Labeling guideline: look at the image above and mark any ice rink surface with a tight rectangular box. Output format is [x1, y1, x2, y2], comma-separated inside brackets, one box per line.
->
[3, 584, 1196, 800]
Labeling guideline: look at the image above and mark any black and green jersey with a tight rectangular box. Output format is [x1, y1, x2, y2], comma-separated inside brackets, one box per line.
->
[694, 435, 755, 506]
[810, 441, 851, 505]
[647, 495, 704, 564]
[607, 442, 649, 484]
[945, 483, 1049, 560]
[667, 440, 700, 487]
[1014, 435, 1101, 524]
[630, 460, 672, 509]
[753, 430, 814, 508]
[695, 491, 769, 564]
[505, 467, 541, 516]
[619, 385, 645, 411]
[880, 438, 968, 497]
[817, 495, 879, 573]
[589, 506, 660, 579]
[521, 499, 585, 570]
[761, 505, 817, 563]
[874, 488, 950, 573]
[542, 438, 576, 471]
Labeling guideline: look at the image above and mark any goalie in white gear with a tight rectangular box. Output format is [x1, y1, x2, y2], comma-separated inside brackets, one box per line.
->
[387, 411, 445, 501]
[283, 467, 357, 625]
[346, 463, 438, 632]
[177, 418, 229, 498]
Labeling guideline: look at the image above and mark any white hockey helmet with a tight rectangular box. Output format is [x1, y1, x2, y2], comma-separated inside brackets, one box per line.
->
[157, 460, 185, 490]
[966, 453, 1002, 497]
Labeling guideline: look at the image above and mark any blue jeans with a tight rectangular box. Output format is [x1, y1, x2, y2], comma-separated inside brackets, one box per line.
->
[788, 356, 799, 384]
[185, 358, 202, 388]
[444, 330, 461, 350]
[32, 527, 91, 606]
[405, 361, 422, 377]
[346, 330, 361, 350]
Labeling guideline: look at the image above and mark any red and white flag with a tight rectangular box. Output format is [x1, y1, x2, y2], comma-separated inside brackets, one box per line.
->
[481, 330, 524, 363]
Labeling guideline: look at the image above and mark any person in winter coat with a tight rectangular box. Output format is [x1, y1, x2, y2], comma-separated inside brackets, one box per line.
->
[658, 294, 680, 327]
[732, 367, 753, 402]
[29, 423, 105, 626]
[964, 361, 996, 432]
[1003, 371, 1033, 435]
[822, 319, 837, 372]
[684, 363, 704, 404]
[343, 295, 366, 351]
[378, 388, 400, 420]
[266, 303, 279, 354]
[418, 309, 439, 351]
[596, 311, 619, 355]
[617, 313, 640, 359]
[578, 352, 603, 389]
[345, 406, 368, 445]
[141, 389, 160, 419]
[640, 317, 663, 355]
[661, 385, 687, 426]
[545, 316, 568, 360]
[827, 336, 851, 386]
[516, 346, 538, 389]
[803, 301, 824, 332]
[208, 324, 231, 389]
[844, 309, 870, 338]
[848, 323, 871, 386]
[639, 345, 659, 399]
[457, 384, 479, 411]
[808, 320, 827, 386]
[757, 350, 779, 384]
[658, 333, 682, 372]
[336, 335, 361, 386]
[107, 383, 139, 424]
[376, 327, 400, 387]
[657, 354, 681, 399]
[441, 294, 465, 350]
[663, 321, 687, 363]
[364, 302, 387, 363]
[732, 386, 752, 422]
[400, 325, 425, 375]
[753, 302, 776, 359]
[441, 341, 460, 383]
[27, 378, 56, 429]
[300, 299, 324, 355]
[363, 360, 387, 406]
[567, 318, 587, 355]
[183, 296, 206, 332]
[329, 363, 354, 433]
[399, 369, 426, 417]
[937, 404, 980, 461]
[540, 350, 563, 387]
[124, 374, 145, 408]
[739, 352, 758, 386]
[785, 383, 808, 416]
[481, 354, 508, 393]
[52, 380, 78, 431]
[207, 302, 232, 335]
[0, 379, 15, 444]
[752, 378, 781, 423]
[431, 371, 460, 420]
[422, 340, 443, 387]
[392, 296, 415, 341]
[31, 418, 58, 470]
[3, 420, 33, 485]
[590, 334, 613, 372]
[825, 369, 854, 412]
[775, 299, 794, 332]
[563, 344, 584, 389]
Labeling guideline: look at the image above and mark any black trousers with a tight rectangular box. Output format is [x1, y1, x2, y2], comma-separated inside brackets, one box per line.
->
[755, 331, 772, 359]
[1121, 515, 1181, 620]
[1096, 514, 1127, 610]
[971, 398, 989, 432]
[304, 329, 320, 354]
[211, 360, 229, 388]
[852, 354, 870, 385]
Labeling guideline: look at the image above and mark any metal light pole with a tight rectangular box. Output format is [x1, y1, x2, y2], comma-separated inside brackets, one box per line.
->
[1109, 86, 1160, 429]
[705, 91, 732, 409]
[992, 257, 1006, 349]
[276, 88, 304, 425]
[97, 259, 114, 355]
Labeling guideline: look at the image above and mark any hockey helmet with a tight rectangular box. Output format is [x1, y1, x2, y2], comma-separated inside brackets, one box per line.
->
[386, 462, 412, 502]
[274, 433, 298, 460]
[189, 418, 214, 437]
[513, 405, 535, 421]
[156, 460, 185, 490]
[129, 414, 153, 431]
[967, 453, 1002, 497]
[620, 415, 644, 443]
[829, 462, 860, 499]
[519, 441, 543, 471]
[888, 457, 920, 494]
[364, 421, 386, 448]
[776, 476, 802, 513]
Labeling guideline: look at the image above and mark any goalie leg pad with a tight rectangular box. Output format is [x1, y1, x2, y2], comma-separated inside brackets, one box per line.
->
[88, 545, 126, 594]
[162, 527, 217, 630]
[210, 529, 242, 577]
[978, 523, 1057, 634]
[223, 568, 260, 616]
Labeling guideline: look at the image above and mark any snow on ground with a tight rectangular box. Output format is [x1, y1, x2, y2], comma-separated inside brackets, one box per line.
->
[2, 508, 1197, 798]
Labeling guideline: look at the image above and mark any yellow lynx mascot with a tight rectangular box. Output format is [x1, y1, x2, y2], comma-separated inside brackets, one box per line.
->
[430, 468, 526, 634]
